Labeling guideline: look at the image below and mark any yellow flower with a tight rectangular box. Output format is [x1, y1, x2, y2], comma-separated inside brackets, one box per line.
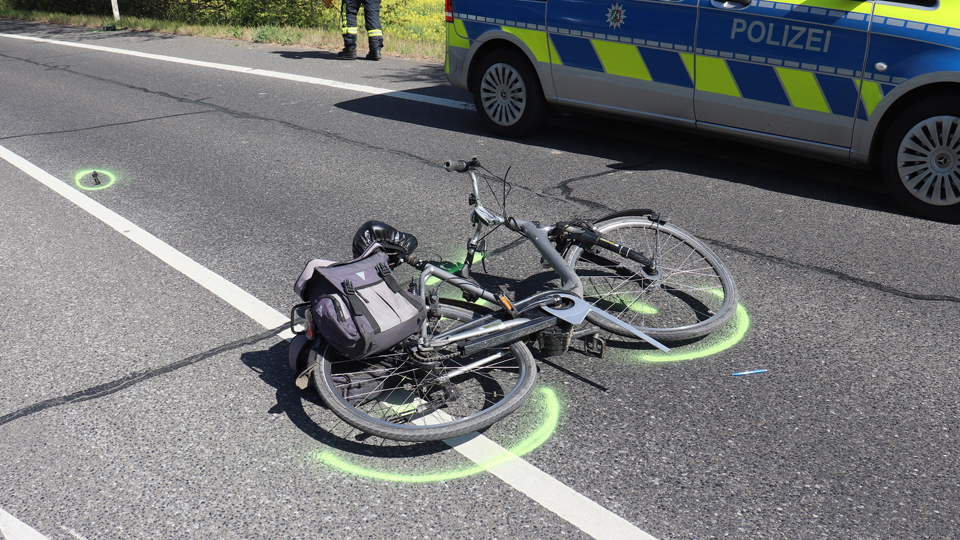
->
[381, 0, 444, 42]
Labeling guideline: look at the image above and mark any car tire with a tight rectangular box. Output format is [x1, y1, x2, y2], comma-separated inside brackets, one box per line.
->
[880, 94, 960, 223]
[472, 48, 548, 137]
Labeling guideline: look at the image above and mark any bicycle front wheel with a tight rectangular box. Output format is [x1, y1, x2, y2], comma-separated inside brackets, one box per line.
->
[312, 301, 537, 442]
[564, 215, 738, 341]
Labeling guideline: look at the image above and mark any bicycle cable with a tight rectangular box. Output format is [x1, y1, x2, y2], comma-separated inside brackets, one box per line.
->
[471, 163, 515, 274]
[476, 163, 512, 218]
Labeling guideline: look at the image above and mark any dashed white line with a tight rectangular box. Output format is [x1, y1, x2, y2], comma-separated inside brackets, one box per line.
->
[0, 33, 475, 111]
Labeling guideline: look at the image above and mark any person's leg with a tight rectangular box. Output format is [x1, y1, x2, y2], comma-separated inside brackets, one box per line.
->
[339, 0, 360, 59]
[361, 0, 382, 60]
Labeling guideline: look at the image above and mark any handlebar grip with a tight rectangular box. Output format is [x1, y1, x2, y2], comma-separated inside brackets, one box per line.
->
[443, 157, 479, 172]
[444, 159, 469, 172]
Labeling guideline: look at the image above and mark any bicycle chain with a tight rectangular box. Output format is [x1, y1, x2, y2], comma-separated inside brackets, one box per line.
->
[412, 347, 461, 364]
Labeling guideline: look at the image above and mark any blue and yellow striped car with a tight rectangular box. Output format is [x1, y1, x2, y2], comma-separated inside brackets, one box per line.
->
[444, 0, 960, 222]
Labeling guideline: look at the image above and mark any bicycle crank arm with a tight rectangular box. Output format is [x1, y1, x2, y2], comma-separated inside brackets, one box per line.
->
[541, 297, 670, 353]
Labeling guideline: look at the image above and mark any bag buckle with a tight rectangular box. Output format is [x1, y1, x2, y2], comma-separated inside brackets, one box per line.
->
[342, 280, 356, 295]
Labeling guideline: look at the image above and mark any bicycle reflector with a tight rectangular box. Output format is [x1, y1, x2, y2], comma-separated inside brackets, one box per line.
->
[496, 293, 519, 318]
[305, 308, 317, 340]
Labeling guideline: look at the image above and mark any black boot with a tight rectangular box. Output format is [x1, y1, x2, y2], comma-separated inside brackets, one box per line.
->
[366, 36, 382, 61]
[338, 47, 357, 60]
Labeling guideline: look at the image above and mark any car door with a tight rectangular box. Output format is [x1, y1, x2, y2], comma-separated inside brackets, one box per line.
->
[694, 0, 874, 148]
[546, 0, 699, 123]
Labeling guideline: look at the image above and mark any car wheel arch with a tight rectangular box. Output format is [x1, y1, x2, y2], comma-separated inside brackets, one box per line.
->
[465, 36, 540, 94]
[866, 80, 960, 170]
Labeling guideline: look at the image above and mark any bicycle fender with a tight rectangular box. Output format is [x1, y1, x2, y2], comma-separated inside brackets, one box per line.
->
[593, 209, 656, 223]
[289, 333, 310, 372]
[294, 338, 323, 390]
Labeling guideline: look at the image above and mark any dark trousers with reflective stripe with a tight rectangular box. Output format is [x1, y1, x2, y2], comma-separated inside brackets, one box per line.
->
[341, 0, 382, 51]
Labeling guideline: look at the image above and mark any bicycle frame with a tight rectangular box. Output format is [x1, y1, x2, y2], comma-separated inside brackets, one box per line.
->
[402, 166, 670, 356]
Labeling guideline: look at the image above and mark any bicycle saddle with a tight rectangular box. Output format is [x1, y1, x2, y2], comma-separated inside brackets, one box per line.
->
[352, 220, 419, 260]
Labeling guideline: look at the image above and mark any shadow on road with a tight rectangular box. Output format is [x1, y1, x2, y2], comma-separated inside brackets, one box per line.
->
[240, 340, 451, 458]
[272, 49, 339, 61]
[268, 49, 449, 85]
[335, 92, 906, 220]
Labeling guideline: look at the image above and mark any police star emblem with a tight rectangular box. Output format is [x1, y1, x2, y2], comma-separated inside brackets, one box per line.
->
[606, 3, 626, 29]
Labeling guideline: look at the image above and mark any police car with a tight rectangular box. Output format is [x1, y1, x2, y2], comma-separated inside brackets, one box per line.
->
[443, 0, 960, 222]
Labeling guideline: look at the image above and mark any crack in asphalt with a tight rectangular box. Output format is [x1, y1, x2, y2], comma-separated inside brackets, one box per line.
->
[702, 238, 960, 304]
[548, 172, 619, 212]
[0, 110, 212, 141]
[0, 325, 287, 427]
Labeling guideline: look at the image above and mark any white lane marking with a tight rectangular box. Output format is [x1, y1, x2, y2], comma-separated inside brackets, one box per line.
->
[59, 526, 89, 540]
[0, 149, 658, 540]
[0, 144, 288, 330]
[0, 33, 475, 111]
[0, 509, 50, 540]
[447, 433, 658, 540]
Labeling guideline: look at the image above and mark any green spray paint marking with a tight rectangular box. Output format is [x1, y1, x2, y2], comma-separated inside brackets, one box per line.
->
[425, 252, 484, 286]
[424, 251, 495, 309]
[315, 387, 560, 483]
[626, 300, 657, 315]
[639, 302, 750, 362]
[74, 170, 116, 191]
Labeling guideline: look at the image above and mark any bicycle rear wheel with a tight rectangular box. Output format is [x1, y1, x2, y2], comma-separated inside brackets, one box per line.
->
[564, 215, 737, 341]
[312, 301, 537, 442]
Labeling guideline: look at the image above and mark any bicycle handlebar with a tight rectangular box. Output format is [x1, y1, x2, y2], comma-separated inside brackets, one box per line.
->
[444, 157, 479, 173]
[438, 157, 583, 296]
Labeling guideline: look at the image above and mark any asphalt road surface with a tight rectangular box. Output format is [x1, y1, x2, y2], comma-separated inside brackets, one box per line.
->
[1, 19, 958, 540]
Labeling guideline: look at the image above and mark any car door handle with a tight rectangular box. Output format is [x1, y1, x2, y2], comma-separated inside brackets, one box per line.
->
[712, 0, 751, 8]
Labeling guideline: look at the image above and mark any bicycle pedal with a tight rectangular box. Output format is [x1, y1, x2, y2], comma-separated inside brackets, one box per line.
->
[583, 334, 606, 358]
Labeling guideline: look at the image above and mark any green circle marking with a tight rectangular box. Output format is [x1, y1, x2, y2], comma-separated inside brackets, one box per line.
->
[74, 170, 116, 191]
[314, 387, 560, 483]
[639, 302, 750, 363]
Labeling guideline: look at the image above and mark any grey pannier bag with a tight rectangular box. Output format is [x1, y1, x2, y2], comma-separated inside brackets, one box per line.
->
[295, 244, 426, 360]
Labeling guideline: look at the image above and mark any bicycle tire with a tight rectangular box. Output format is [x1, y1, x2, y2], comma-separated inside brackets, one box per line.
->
[563, 215, 738, 341]
[312, 300, 537, 442]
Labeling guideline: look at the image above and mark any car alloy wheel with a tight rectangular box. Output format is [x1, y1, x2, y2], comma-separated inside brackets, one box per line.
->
[896, 115, 960, 207]
[479, 62, 527, 127]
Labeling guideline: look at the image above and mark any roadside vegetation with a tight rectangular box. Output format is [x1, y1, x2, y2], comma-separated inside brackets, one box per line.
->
[0, 0, 445, 60]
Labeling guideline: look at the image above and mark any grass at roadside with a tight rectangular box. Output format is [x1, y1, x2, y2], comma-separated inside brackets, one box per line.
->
[0, 3, 445, 62]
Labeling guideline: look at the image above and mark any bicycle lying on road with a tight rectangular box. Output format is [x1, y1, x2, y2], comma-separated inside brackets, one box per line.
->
[289, 158, 738, 442]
